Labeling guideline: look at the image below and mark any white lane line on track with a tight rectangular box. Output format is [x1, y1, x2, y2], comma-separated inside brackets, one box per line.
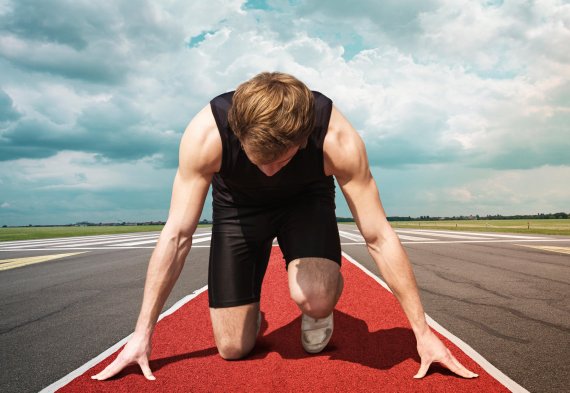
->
[340, 251, 529, 393]
[40, 247, 528, 393]
[39, 285, 209, 393]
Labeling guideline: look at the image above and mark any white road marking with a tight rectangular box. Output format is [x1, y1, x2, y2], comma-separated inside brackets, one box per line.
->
[340, 251, 529, 393]
[397, 229, 547, 240]
[338, 230, 363, 242]
[50, 234, 159, 248]
[39, 249, 528, 393]
[5, 238, 570, 252]
[192, 236, 213, 244]
[112, 238, 162, 247]
[396, 229, 496, 240]
[0, 232, 160, 247]
[516, 245, 570, 255]
[39, 286, 209, 393]
[0, 233, 212, 250]
[2, 230, 569, 252]
[406, 238, 570, 244]
[396, 234, 435, 241]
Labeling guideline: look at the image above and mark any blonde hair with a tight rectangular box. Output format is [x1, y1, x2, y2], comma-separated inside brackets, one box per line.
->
[227, 71, 315, 164]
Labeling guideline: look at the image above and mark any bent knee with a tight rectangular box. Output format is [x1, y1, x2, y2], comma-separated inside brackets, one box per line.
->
[289, 274, 342, 307]
[217, 340, 255, 360]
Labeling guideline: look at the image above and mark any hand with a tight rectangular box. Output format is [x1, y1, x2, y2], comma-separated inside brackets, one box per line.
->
[91, 333, 155, 381]
[413, 328, 479, 379]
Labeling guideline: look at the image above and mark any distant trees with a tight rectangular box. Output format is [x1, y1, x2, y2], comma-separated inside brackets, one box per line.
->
[384, 212, 569, 222]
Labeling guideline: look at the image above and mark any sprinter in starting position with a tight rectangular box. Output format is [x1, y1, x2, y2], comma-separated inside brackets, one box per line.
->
[92, 71, 478, 381]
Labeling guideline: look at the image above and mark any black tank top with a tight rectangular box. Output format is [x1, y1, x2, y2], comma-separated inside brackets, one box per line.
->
[209, 90, 336, 208]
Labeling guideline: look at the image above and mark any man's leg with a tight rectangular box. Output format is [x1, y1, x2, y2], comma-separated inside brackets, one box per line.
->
[209, 302, 260, 360]
[208, 204, 274, 361]
[287, 257, 344, 319]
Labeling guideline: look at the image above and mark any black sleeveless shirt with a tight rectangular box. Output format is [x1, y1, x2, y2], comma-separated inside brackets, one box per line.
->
[209, 90, 336, 208]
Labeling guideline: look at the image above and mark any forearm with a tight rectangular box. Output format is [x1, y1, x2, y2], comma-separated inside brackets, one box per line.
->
[133, 230, 192, 339]
[367, 236, 429, 337]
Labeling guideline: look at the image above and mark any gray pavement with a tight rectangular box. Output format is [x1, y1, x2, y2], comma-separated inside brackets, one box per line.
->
[0, 226, 568, 392]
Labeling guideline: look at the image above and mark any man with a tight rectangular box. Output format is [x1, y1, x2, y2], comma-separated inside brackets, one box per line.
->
[92, 72, 478, 381]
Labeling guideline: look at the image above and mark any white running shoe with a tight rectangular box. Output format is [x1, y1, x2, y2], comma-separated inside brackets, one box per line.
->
[301, 312, 334, 353]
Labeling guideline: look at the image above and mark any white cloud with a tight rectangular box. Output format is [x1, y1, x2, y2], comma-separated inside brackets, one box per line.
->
[0, 151, 175, 191]
[0, 0, 568, 224]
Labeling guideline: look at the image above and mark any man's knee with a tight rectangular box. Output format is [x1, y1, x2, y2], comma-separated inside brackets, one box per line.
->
[209, 303, 259, 360]
[288, 257, 342, 315]
[217, 339, 255, 360]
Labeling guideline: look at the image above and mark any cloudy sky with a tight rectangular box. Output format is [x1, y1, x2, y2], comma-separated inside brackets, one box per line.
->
[0, 0, 568, 226]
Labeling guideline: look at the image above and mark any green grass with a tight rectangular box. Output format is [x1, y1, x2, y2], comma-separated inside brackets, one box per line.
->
[1, 219, 568, 242]
[389, 219, 570, 236]
[0, 224, 213, 242]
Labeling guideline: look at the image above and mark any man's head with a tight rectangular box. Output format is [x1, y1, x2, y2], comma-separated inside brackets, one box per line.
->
[228, 71, 315, 174]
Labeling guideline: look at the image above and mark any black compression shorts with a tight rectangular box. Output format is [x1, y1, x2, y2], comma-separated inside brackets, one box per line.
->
[207, 196, 342, 308]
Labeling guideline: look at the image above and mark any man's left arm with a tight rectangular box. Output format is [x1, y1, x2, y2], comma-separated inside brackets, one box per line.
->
[326, 105, 478, 379]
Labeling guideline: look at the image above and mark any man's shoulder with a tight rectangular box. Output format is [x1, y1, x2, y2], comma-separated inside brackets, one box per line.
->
[323, 104, 366, 179]
[323, 104, 347, 176]
[179, 104, 222, 174]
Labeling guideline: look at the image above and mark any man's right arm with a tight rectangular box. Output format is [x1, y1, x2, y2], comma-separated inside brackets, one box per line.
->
[92, 104, 220, 381]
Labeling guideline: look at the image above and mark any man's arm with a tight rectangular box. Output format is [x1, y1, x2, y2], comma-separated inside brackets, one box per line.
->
[92, 105, 220, 381]
[326, 105, 477, 379]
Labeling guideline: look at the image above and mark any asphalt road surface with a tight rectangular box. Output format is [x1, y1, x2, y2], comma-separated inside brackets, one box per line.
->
[1, 225, 569, 393]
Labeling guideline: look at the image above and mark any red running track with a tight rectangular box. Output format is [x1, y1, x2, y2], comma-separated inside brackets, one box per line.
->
[57, 247, 510, 392]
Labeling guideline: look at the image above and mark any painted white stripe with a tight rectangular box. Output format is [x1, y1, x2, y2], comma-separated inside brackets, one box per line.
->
[404, 238, 570, 244]
[0, 231, 211, 248]
[109, 238, 161, 246]
[2, 237, 569, 252]
[0, 245, 214, 251]
[340, 251, 529, 393]
[2, 233, 159, 249]
[0, 246, 159, 252]
[396, 234, 435, 242]
[1, 232, 213, 250]
[50, 235, 160, 248]
[0, 233, 141, 246]
[432, 230, 547, 240]
[193, 232, 213, 237]
[0, 232, 161, 247]
[192, 236, 212, 244]
[396, 229, 495, 240]
[397, 229, 546, 240]
[113, 232, 213, 249]
[39, 286, 209, 393]
[338, 230, 364, 242]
